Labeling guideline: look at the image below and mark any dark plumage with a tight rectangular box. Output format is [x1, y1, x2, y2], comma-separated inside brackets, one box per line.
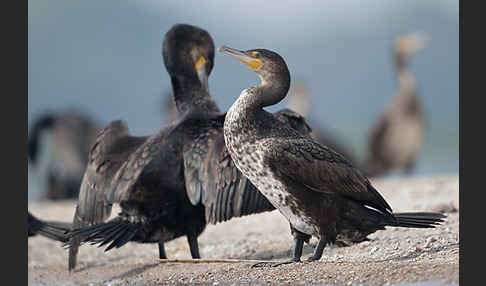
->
[66, 24, 313, 271]
[219, 45, 445, 267]
[363, 33, 426, 177]
[28, 212, 71, 242]
[28, 111, 101, 200]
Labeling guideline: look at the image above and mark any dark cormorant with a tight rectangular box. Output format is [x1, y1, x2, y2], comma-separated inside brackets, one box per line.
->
[363, 33, 426, 177]
[28, 111, 101, 200]
[287, 81, 357, 165]
[219, 45, 444, 267]
[28, 212, 71, 242]
[66, 24, 312, 271]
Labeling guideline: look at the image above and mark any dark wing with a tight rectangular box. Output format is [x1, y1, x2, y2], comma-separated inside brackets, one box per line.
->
[273, 108, 313, 136]
[69, 120, 147, 269]
[183, 110, 315, 225]
[182, 112, 273, 224]
[266, 135, 393, 215]
[106, 120, 183, 203]
[73, 120, 148, 227]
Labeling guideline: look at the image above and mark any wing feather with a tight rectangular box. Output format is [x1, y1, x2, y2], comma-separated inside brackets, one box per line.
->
[183, 109, 314, 224]
[265, 135, 393, 214]
[69, 120, 148, 270]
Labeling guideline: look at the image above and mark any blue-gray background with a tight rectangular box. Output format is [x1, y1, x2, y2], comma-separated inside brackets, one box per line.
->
[28, 0, 458, 200]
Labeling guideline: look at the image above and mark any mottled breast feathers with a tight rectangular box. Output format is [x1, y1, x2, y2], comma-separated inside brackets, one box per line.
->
[182, 109, 315, 224]
[181, 111, 274, 224]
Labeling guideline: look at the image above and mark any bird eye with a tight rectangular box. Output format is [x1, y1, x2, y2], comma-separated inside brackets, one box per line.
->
[253, 52, 260, 58]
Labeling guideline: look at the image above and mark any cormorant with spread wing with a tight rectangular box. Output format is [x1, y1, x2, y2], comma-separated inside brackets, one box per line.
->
[66, 24, 313, 271]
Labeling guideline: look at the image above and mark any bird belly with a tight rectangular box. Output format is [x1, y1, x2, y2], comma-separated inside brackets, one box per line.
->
[245, 161, 316, 236]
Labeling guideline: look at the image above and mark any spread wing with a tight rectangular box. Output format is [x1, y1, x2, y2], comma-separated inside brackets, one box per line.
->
[265, 135, 393, 215]
[69, 120, 149, 269]
[69, 119, 185, 269]
[183, 109, 315, 224]
[73, 120, 148, 228]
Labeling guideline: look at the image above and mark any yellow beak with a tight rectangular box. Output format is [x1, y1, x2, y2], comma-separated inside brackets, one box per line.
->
[218, 46, 262, 71]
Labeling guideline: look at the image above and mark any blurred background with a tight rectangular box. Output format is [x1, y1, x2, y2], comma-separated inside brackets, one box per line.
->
[28, 0, 458, 201]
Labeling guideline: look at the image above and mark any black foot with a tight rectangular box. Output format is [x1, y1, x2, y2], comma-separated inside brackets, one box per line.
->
[251, 258, 301, 268]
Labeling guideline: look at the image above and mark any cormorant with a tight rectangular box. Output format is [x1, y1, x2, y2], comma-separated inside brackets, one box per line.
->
[28, 211, 71, 242]
[287, 81, 357, 165]
[66, 24, 313, 271]
[28, 111, 101, 200]
[219, 45, 445, 267]
[363, 33, 426, 177]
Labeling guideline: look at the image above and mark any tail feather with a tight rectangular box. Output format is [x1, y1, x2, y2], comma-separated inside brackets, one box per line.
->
[86, 222, 121, 243]
[105, 224, 137, 252]
[28, 212, 71, 242]
[98, 223, 130, 248]
[67, 218, 138, 254]
[391, 212, 446, 228]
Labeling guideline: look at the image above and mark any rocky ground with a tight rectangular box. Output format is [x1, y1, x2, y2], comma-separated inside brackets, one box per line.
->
[28, 174, 459, 286]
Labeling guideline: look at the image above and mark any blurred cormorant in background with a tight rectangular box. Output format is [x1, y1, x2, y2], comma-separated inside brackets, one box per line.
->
[28, 111, 101, 200]
[364, 33, 427, 177]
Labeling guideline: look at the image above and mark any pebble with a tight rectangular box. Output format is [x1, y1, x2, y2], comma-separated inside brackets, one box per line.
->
[425, 237, 437, 248]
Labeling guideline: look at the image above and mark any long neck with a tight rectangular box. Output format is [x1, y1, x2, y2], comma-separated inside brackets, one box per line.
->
[226, 76, 290, 137]
[170, 75, 219, 115]
[393, 52, 417, 98]
[396, 68, 416, 99]
[241, 72, 291, 113]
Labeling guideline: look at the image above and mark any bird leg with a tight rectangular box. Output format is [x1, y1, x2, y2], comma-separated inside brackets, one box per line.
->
[251, 236, 304, 268]
[158, 242, 167, 259]
[187, 234, 201, 259]
[306, 236, 326, 262]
